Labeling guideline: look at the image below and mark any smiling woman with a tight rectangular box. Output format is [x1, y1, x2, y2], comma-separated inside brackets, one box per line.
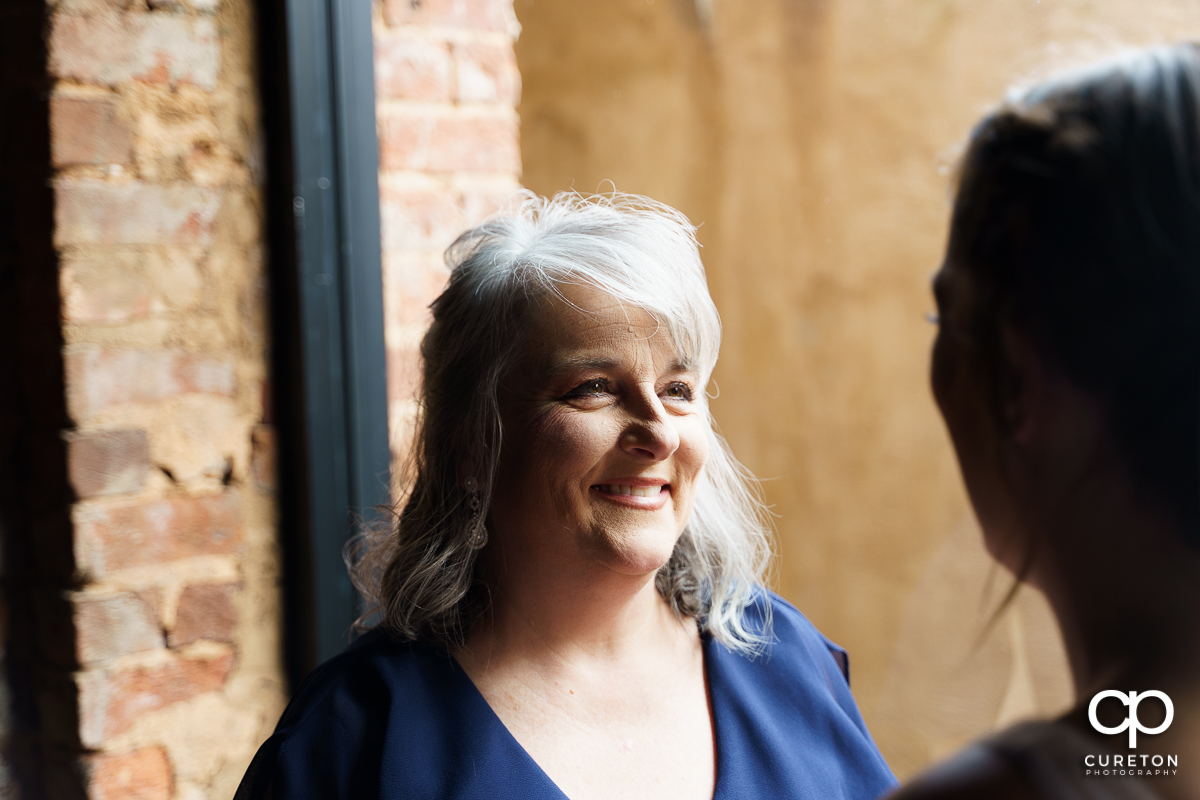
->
[358, 193, 767, 655]
[234, 192, 898, 800]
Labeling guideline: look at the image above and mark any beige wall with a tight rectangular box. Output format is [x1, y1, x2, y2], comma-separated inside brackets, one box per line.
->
[516, 0, 1200, 778]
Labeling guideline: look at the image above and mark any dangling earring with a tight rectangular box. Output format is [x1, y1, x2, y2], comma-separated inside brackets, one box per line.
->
[463, 477, 488, 549]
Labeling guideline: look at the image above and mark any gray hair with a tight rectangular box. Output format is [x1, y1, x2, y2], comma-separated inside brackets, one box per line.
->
[348, 191, 774, 654]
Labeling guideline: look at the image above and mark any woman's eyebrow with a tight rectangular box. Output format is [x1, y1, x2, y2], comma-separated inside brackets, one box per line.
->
[545, 355, 697, 376]
[545, 356, 621, 377]
[665, 357, 697, 375]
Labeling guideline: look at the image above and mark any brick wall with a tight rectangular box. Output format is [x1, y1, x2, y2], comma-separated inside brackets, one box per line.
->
[0, 0, 520, 795]
[47, 0, 285, 794]
[373, 0, 523, 457]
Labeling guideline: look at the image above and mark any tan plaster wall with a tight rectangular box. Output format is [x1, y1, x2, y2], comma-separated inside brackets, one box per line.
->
[515, 0, 1200, 778]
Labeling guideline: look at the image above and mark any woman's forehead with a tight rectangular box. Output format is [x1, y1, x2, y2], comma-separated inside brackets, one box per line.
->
[532, 283, 661, 336]
[519, 285, 693, 376]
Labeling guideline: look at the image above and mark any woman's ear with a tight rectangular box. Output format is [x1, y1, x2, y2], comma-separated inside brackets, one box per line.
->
[1000, 325, 1050, 448]
[1001, 325, 1106, 466]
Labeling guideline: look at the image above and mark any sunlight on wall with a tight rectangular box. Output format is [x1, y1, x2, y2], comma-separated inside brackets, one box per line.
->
[515, 0, 1200, 777]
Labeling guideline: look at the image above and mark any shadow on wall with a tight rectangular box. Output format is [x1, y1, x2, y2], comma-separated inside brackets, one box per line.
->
[0, 0, 86, 793]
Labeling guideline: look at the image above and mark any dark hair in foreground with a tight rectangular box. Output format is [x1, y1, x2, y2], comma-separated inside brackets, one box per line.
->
[951, 43, 1200, 546]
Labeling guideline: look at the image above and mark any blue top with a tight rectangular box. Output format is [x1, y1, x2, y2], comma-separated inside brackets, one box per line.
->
[235, 592, 897, 800]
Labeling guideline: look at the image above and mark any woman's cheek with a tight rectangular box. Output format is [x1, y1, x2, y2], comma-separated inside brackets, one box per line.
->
[684, 409, 711, 458]
[930, 330, 958, 420]
[674, 416, 710, 507]
[529, 408, 613, 484]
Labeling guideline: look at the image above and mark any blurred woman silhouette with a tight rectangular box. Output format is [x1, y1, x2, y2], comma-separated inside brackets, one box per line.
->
[894, 44, 1200, 800]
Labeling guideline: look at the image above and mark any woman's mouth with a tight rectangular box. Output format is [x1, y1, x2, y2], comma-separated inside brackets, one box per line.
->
[592, 484, 664, 497]
[589, 482, 671, 509]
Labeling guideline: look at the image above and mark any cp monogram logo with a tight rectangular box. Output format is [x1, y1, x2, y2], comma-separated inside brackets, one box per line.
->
[1088, 690, 1174, 748]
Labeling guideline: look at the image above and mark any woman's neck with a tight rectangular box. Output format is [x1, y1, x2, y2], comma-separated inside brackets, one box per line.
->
[1036, 514, 1200, 701]
[1048, 547, 1200, 800]
[451, 540, 715, 800]
[1030, 497, 1200, 782]
[460, 545, 692, 673]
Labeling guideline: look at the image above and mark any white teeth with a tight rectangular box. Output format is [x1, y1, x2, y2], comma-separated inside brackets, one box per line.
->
[596, 484, 663, 497]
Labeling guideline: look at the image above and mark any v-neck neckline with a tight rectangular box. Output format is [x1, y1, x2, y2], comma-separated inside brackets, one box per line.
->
[446, 633, 726, 800]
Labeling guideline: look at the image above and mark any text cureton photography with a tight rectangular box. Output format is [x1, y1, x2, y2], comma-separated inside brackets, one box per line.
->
[1085, 691, 1179, 778]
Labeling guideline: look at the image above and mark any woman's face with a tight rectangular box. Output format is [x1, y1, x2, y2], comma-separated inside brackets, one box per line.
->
[930, 260, 1027, 574]
[488, 283, 710, 579]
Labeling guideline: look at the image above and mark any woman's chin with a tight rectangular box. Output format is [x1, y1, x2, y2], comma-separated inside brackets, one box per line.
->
[589, 528, 680, 578]
[980, 525, 1029, 579]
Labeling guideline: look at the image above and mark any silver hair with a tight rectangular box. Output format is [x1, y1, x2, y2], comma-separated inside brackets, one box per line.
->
[347, 190, 774, 654]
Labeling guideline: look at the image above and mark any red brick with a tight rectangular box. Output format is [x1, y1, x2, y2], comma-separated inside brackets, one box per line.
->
[147, 0, 216, 7]
[382, 251, 449, 328]
[55, 179, 220, 246]
[453, 40, 519, 105]
[75, 592, 162, 664]
[68, 429, 150, 498]
[459, 188, 515, 227]
[61, 250, 152, 324]
[51, 95, 134, 167]
[58, 0, 133, 11]
[378, 184, 460, 252]
[78, 651, 234, 745]
[380, 109, 519, 173]
[381, 0, 511, 31]
[250, 424, 275, 492]
[387, 347, 423, 406]
[169, 582, 238, 647]
[87, 747, 171, 800]
[375, 33, 451, 100]
[75, 492, 242, 578]
[50, 12, 218, 89]
[65, 348, 236, 419]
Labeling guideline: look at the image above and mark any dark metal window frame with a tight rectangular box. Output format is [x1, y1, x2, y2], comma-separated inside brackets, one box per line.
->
[260, 0, 391, 683]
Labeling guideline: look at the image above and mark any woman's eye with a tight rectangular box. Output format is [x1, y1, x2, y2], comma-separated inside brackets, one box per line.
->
[568, 379, 610, 398]
[664, 383, 693, 401]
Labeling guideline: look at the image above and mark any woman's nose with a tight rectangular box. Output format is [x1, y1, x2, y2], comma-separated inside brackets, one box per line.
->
[619, 392, 680, 461]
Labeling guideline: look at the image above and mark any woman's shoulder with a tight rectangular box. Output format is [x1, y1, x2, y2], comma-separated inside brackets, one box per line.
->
[885, 740, 1038, 800]
[887, 719, 1165, 800]
[270, 628, 441, 736]
[707, 588, 900, 797]
[727, 588, 851, 689]
[235, 629, 480, 800]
